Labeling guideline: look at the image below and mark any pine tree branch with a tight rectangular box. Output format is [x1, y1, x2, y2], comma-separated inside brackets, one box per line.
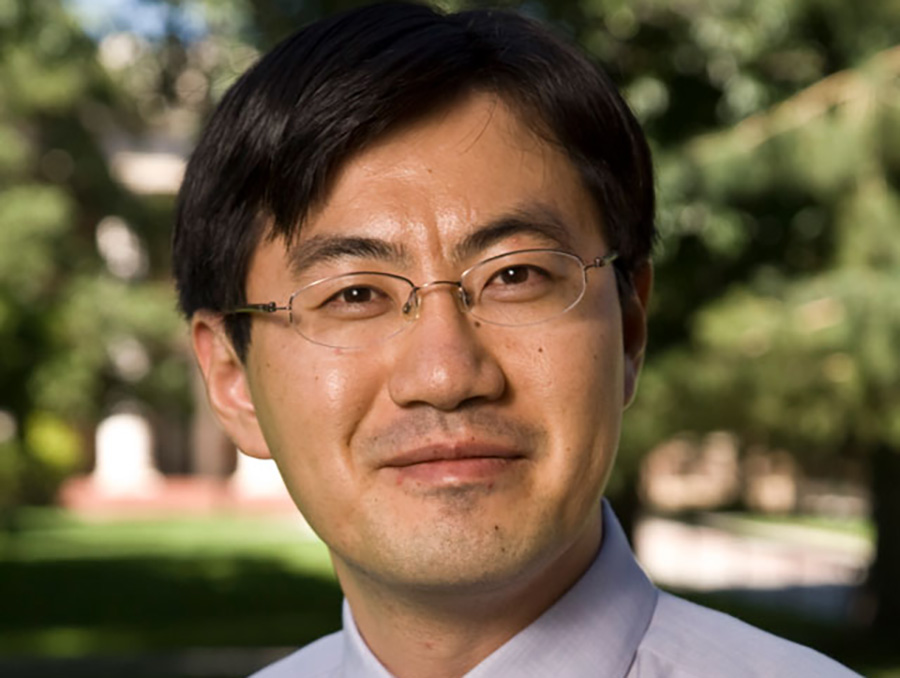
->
[689, 45, 900, 159]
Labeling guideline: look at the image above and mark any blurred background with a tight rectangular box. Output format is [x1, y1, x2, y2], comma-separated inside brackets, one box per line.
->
[0, 0, 898, 676]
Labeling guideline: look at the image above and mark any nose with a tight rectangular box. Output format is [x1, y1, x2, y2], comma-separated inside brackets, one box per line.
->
[388, 285, 506, 411]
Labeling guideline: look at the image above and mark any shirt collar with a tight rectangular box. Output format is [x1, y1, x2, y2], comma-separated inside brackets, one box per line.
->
[342, 600, 394, 678]
[342, 500, 658, 678]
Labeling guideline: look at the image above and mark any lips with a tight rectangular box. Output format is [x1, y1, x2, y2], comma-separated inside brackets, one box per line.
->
[380, 443, 526, 486]
[382, 443, 525, 468]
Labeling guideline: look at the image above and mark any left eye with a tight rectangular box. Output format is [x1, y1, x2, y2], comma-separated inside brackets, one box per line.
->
[482, 264, 554, 300]
[489, 264, 549, 285]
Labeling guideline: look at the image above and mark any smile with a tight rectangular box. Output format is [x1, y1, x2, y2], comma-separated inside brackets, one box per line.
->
[381, 444, 527, 486]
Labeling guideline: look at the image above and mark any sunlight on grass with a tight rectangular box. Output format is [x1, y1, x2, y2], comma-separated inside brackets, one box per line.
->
[0, 508, 334, 576]
[731, 512, 875, 541]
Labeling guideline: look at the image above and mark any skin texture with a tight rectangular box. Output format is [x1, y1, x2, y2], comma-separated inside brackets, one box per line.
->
[192, 92, 651, 677]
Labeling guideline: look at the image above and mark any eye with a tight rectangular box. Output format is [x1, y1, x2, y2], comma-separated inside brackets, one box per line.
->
[336, 286, 375, 304]
[495, 265, 537, 285]
[487, 264, 551, 287]
[317, 283, 396, 319]
[482, 263, 554, 301]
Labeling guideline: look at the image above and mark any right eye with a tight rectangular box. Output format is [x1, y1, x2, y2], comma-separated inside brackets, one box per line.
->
[335, 286, 375, 304]
[319, 284, 393, 317]
[297, 270, 412, 326]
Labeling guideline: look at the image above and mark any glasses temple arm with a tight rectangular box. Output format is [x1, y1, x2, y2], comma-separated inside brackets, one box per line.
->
[586, 251, 619, 271]
[227, 302, 289, 315]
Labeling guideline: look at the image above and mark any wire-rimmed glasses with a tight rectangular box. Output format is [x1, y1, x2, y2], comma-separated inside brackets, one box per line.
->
[227, 248, 618, 349]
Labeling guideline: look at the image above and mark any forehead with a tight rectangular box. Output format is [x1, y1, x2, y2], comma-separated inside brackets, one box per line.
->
[270, 93, 605, 274]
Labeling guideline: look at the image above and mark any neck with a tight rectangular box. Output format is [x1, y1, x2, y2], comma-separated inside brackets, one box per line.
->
[334, 512, 603, 678]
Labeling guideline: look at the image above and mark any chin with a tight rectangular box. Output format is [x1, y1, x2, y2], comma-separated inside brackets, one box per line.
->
[354, 518, 560, 593]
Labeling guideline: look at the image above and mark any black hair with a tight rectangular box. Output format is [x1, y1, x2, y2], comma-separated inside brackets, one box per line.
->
[173, 1, 655, 360]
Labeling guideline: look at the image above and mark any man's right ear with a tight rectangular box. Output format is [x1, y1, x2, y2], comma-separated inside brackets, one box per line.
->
[191, 311, 272, 459]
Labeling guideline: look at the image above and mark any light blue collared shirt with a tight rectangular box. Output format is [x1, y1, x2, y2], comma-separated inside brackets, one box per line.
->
[250, 502, 860, 677]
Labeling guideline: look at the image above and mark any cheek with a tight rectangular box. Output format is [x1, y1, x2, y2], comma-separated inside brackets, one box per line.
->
[503, 317, 623, 497]
[505, 318, 622, 415]
[307, 361, 380, 431]
[250, 333, 385, 469]
[251, 347, 389, 536]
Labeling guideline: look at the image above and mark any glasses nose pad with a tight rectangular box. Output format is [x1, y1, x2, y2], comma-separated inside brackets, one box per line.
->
[401, 288, 419, 319]
[457, 285, 472, 311]
[401, 281, 470, 321]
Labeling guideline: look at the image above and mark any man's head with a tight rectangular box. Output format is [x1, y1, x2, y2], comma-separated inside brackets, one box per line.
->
[175, 3, 654, 595]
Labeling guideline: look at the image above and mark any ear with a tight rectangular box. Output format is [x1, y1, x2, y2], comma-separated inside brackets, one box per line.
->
[621, 260, 653, 408]
[191, 311, 272, 459]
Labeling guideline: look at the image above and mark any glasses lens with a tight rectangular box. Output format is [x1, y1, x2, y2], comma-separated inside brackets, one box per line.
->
[464, 250, 586, 327]
[284, 251, 589, 348]
[291, 272, 413, 348]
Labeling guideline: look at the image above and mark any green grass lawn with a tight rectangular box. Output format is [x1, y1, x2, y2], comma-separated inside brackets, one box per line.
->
[0, 508, 342, 656]
[1, 508, 897, 677]
[717, 510, 875, 542]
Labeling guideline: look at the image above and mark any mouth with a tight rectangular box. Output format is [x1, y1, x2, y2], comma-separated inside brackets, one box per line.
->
[381, 443, 527, 487]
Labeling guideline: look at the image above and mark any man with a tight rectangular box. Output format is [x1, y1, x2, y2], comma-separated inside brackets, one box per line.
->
[173, 3, 859, 676]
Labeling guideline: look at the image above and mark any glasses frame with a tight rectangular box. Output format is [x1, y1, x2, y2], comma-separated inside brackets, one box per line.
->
[226, 248, 619, 348]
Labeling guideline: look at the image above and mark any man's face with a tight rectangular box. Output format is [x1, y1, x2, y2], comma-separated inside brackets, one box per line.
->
[200, 93, 647, 593]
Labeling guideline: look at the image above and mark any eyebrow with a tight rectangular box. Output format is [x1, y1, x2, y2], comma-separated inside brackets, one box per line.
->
[287, 235, 409, 277]
[287, 202, 578, 276]
[453, 203, 577, 262]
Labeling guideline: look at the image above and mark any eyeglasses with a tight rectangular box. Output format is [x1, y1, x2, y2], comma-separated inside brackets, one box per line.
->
[227, 248, 618, 349]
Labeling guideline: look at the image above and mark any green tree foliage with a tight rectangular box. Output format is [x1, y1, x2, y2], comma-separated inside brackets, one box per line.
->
[0, 0, 190, 508]
[629, 45, 900, 630]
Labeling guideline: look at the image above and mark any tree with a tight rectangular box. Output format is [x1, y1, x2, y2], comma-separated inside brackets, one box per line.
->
[629, 47, 900, 630]
[0, 0, 189, 515]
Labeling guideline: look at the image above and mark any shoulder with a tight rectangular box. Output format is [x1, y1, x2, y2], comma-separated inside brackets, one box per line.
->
[247, 631, 344, 678]
[633, 591, 861, 678]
